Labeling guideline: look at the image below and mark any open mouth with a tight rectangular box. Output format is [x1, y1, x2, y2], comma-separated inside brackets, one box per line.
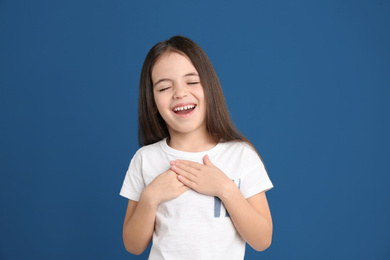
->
[172, 104, 196, 115]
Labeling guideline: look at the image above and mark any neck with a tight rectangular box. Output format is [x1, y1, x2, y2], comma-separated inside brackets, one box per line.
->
[167, 132, 217, 152]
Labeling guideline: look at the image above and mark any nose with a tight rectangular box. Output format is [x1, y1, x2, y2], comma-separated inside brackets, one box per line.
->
[173, 83, 188, 99]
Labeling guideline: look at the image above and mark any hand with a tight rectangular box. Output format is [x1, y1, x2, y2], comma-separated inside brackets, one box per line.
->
[171, 155, 231, 197]
[143, 169, 189, 206]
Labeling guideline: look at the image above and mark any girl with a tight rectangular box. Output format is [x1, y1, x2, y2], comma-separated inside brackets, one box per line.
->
[120, 36, 273, 260]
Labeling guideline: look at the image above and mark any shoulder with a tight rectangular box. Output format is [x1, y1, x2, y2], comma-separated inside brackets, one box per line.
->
[219, 140, 258, 154]
[217, 141, 263, 165]
[130, 139, 165, 162]
[136, 140, 163, 154]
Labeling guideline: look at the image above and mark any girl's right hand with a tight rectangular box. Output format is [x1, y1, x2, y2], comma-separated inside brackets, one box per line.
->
[123, 169, 187, 255]
[142, 169, 189, 207]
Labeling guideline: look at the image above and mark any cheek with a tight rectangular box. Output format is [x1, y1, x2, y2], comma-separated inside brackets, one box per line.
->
[153, 94, 168, 113]
[197, 88, 206, 106]
[153, 95, 161, 114]
[195, 89, 207, 116]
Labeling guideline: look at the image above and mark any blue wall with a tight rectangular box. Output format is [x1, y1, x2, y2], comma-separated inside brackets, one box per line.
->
[1, 1, 389, 259]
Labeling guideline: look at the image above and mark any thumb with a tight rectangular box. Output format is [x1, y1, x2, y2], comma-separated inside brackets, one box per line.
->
[203, 155, 214, 166]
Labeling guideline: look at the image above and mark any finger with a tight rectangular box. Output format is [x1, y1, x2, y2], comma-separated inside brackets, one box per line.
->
[203, 155, 214, 166]
[171, 165, 196, 181]
[177, 175, 196, 190]
[174, 162, 200, 175]
[176, 160, 203, 170]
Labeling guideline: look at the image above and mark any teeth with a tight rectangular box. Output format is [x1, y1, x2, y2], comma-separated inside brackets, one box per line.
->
[174, 105, 195, 112]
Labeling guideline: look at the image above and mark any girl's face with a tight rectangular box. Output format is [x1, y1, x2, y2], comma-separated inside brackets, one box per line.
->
[151, 52, 207, 139]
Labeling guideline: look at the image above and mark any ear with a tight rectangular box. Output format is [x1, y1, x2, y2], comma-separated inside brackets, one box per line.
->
[152, 104, 158, 114]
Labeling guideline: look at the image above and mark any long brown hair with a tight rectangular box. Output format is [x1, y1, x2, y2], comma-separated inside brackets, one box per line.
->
[138, 35, 251, 147]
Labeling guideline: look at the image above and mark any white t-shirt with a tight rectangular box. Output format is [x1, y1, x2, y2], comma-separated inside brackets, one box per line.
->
[120, 138, 273, 260]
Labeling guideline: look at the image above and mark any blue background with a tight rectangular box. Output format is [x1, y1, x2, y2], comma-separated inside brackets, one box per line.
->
[1, 0, 389, 259]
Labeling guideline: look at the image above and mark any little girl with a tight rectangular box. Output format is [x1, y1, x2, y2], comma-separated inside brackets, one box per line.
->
[120, 36, 273, 260]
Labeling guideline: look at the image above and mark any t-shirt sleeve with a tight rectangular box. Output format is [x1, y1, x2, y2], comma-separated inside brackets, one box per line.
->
[119, 152, 145, 201]
[239, 146, 273, 199]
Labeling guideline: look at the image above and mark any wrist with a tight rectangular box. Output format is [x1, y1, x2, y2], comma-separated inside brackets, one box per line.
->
[139, 186, 159, 209]
[217, 179, 239, 201]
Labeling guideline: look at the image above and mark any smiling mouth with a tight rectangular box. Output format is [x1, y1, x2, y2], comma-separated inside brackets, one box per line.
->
[172, 104, 196, 114]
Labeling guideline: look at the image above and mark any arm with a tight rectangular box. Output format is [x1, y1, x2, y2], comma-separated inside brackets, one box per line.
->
[122, 169, 188, 255]
[218, 185, 272, 251]
[171, 156, 273, 251]
[122, 193, 156, 255]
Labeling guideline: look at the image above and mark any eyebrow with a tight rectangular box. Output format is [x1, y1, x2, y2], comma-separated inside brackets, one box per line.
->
[153, 73, 199, 87]
[153, 78, 172, 87]
[184, 72, 199, 77]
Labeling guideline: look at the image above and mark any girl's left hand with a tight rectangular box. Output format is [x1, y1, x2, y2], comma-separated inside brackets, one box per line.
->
[170, 155, 231, 197]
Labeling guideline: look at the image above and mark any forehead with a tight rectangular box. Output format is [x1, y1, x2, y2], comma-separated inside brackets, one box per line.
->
[151, 52, 198, 80]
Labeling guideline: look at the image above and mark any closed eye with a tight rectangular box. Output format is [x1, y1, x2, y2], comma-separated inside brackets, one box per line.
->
[188, 82, 200, 85]
[159, 87, 171, 92]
